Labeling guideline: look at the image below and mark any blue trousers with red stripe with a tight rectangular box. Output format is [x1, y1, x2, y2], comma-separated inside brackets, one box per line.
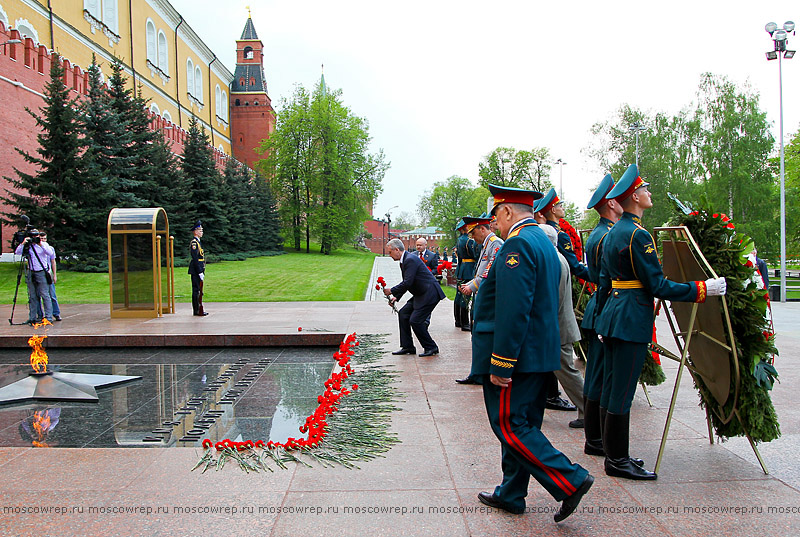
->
[481, 373, 588, 509]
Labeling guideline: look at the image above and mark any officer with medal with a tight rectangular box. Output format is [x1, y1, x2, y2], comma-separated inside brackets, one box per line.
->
[471, 184, 593, 523]
[455, 214, 504, 385]
[580, 174, 623, 458]
[595, 164, 727, 480]
[454, 218, 478, 331]
[188, 221, 208, 316]
[539, 187, 591, 281]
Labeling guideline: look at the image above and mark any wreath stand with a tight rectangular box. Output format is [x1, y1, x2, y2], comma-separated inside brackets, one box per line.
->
[651, 226, 768, 475]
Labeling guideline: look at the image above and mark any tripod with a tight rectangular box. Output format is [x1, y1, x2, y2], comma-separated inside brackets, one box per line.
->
[8, 253, 29, 325]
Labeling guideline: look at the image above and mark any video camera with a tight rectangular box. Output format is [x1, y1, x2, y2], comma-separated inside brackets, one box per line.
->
[10, 215, 36, 251]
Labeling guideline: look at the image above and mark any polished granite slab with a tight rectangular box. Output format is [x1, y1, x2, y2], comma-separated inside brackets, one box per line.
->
[0, 347, 335, 448]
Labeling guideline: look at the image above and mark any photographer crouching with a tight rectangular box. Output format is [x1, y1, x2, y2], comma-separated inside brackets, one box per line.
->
[14, 229, 56, 324]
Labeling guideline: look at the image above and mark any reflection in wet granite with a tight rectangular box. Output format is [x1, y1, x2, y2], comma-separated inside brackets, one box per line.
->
[0, 347, 335, 448]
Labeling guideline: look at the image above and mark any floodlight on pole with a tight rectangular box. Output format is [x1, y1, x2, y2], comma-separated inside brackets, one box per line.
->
[629, 122, 647, 167]
[765, 20, 795, 302]
[555, 159, 567, 199]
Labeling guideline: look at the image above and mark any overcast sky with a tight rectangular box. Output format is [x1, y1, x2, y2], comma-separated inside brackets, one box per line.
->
[171, 0, 799, 223]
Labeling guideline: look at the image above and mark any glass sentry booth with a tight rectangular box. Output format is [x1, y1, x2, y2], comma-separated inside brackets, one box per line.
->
[107, 208, 175, 318]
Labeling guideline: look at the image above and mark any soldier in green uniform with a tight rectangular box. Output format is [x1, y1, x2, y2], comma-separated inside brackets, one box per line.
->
[455, 214, 504, 385]
[188, 221, 208, 316]
[596, 164, 726, 480]
[580, 174, 623, 457]
[471, 184, 593, 523]
[539, 187, 591, 281]
[454, 219, 478, 331]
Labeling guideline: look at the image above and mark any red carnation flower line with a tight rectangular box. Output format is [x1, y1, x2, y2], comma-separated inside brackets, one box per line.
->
[559, 218, 584, 261]
[203, 333, 361, 452]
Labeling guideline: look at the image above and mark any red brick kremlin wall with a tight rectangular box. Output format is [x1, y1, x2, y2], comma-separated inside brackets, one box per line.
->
[0, 23, 233, 253]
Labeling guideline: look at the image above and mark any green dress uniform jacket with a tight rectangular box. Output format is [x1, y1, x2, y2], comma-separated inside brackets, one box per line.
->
[454, 233, 479, 309]
[471, 219, 562, 378]
[595, 212, 705, 343]
[465, 233, 504, 294]
[580, 217, 614, 331]
[547, 220, 590, 281]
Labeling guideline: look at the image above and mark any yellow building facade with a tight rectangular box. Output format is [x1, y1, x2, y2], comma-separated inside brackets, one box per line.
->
[1, 0, 232, 154]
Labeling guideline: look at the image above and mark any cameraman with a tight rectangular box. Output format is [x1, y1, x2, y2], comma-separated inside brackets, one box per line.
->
[14, 229, 55, 324]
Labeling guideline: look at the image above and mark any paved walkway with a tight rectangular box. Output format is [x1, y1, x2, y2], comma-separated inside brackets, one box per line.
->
[0, 276, 798, 535]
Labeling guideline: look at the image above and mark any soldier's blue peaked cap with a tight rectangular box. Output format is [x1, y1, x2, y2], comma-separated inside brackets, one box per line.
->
[537, 187, 561, 215]
[587, 174, 615, 209]
[488, 184, 543, 215]
[192, 220, 203, 231]
[455, 219, 466, 231]
[606, 164, 649, 201]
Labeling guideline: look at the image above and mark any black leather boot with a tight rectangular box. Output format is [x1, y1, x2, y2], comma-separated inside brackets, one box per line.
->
[584, 398, 605, 456]
[604, 411, 656, 480]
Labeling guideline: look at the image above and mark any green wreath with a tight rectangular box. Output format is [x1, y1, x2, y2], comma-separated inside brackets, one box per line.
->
[666, 197, 780, 443]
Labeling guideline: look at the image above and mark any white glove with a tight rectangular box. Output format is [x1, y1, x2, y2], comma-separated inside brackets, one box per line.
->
[705, 277, 726, 296]
[199, 273, 205, 282]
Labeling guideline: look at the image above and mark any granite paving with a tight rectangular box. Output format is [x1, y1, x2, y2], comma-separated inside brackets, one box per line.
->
[0, 256, 797, 536]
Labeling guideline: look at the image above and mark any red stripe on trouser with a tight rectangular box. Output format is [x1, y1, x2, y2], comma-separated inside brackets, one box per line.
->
[499, 386, 576, 496]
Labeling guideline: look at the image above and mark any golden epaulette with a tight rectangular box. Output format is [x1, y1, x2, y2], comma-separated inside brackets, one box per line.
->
[506, 222, 539, 239]
[611, 280, 644, 289]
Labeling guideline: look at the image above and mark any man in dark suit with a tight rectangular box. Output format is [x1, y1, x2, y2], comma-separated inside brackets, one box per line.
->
[383, 238, 446, 357]
[471, 185, 593, 523]
[415, 238, 440, 276]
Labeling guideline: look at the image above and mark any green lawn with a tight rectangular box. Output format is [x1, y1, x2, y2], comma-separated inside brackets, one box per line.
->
[0, 247, 377, 303]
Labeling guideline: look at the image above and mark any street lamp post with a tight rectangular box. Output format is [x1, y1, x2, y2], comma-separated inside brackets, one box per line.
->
[555, 159, 567, 199]
[765, 20, 795, 303]
[384, 205, 398, 255]
[629, 122, 646, 167]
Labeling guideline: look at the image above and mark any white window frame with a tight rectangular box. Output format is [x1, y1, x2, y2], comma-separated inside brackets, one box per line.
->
[194, 66, 203, 102]
[157, 30, 168, 75]
[145, 19, 156, 64]
[186, 58, 195, 96]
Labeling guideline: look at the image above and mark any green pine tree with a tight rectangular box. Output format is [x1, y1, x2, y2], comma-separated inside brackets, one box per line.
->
[2, 53, 105, 266]
[182, 116, 229, 255]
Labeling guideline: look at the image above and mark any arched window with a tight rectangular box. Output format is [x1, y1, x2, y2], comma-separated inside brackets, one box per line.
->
[145, 20, 156, 64]
[157, 31, 168, 74]
[221, 90, 227, 120]
[162, 110, 172, 123]
[186, 58, 194, 96]
[244, 46, 253, 59]
[250, 77, 255, 86]
[235, 98, 240, 106]
[239, 77, 245, 87]
[215, 85, 221, 118]
[194, 66, 202, 102]
[149, 103, 160, 115]
[15, 20, 39, 44]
